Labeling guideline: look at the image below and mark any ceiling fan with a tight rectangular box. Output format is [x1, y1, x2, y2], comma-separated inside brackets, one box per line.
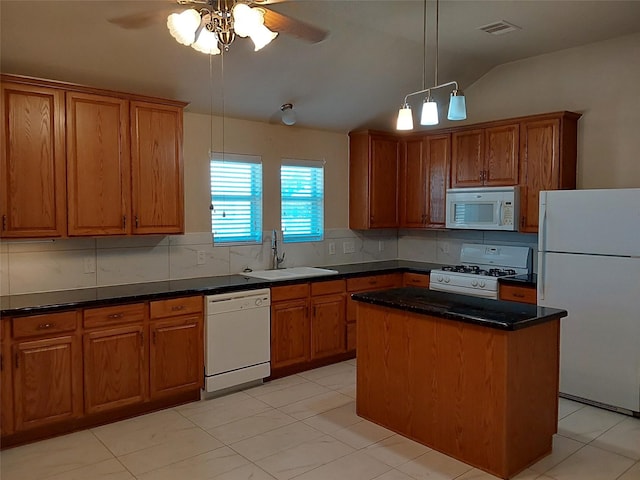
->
[108, 0, 328, 54]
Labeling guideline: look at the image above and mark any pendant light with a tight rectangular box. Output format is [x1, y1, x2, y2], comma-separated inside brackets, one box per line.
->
[396, 0, 467, 130]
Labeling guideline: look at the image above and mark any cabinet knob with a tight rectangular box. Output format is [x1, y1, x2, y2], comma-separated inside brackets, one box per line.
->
[37, 323, 55, 330]
[108, 313, 123, 319]
[2, 215, 6, 231]
[171, 305, 186, 311]
[513, 293, 525, 298]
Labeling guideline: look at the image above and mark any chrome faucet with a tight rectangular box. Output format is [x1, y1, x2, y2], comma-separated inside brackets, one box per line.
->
[271, 230, 285, 269]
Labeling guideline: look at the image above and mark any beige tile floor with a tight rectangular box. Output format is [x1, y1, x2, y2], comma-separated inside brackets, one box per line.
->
[1, 359, 639, 480]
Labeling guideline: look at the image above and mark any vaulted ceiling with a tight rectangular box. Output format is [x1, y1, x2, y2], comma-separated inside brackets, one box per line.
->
[2, 0, 640, 132]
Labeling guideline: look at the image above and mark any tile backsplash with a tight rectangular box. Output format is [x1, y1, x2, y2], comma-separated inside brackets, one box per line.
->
[0, 229, 537, 295]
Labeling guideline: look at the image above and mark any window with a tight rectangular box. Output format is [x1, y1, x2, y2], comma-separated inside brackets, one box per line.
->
[280, 159, 324, 243]
[210, 153, 262, 244]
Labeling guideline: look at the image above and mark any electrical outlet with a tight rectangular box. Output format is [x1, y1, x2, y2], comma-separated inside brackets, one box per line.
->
[378, 240, 385, 252]
[83, 256, 96, 274]
[197, 251, 206, 265]
[441, 242, 450, 254]
[343, 241, 355, 254]
[328, 242, 336, 255]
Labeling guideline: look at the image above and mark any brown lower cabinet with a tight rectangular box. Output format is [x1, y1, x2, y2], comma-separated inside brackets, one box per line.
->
[346, 273, 403, 352]
[270, 280, 350, 377]
[499, 283, 537, 304]
[1, 295, 203, 448]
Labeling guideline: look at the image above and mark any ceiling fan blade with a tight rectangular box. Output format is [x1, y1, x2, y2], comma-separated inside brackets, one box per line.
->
[262, 8, 328, 43]
[108, 5, 182, 29]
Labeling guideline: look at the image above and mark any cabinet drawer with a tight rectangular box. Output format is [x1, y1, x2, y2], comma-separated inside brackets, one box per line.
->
[83, 303, 146, 329]
[499, 284, 536, 305]
[347, 274, 399, 292]
[12, 311, 78, 339]
[150, 296, 202, 320]
[311, 279, 346, 296]
[403, 273, 430, 288]
[271, 283, 310, 302]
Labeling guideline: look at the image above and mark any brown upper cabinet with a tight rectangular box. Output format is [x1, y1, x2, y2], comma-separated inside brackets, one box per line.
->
[451, 124, 519, 187]
[350, 111, 579, 233]
[1, 82, 67, 238]
[400, 134, 451, 228]
[0, 75, 187, 238]
[349, 131, 400, 229]
[519, 112, 580, 232]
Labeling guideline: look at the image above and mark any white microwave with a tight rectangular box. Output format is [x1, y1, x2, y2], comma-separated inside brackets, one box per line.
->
[445, 186, 520, 231]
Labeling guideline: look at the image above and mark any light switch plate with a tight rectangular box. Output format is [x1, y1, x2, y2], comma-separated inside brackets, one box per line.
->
[343, 241, 355, 254]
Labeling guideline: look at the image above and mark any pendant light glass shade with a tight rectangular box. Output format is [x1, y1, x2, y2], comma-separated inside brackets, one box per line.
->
[167, 9, 201, 46]
[396, 103, 414, 130]
[447, 89, 467, 120]
[233, 3, 277, 51]
[281, 104, 296, 126]
[420, 96, 439, 125]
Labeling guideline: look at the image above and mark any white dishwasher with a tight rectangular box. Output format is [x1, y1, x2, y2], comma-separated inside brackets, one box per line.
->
[205, 288, 271, 393]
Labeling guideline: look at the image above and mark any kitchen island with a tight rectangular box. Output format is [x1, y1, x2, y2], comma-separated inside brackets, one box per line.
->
[352, 287, 567, 480]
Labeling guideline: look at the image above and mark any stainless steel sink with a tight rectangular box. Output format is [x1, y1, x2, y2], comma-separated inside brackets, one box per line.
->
[242, 267, 339, 281]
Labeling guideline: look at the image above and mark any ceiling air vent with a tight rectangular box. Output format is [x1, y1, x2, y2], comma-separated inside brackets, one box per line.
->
[478, 20, 521, 35]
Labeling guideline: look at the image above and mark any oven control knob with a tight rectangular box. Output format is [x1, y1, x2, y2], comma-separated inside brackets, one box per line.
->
[471, 280, 478, 287]
[255, 298, 263, 306]
[444, 276, 450, 283]
[437, 275, 444, 282]
[479, 281, 486, 288]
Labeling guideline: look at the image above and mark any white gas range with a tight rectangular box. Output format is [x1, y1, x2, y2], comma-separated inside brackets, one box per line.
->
[429, 243, 531, 299]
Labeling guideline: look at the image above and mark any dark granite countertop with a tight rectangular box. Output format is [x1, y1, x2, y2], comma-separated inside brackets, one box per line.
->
[1, 261, 443, 317]
[352, 286, 564, 331]
[498, 273, 537, 288]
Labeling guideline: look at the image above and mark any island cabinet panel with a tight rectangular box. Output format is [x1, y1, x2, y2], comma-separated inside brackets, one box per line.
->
[349, 131, 399, 229]
[356, 303, 560, 479]
[66, 92, 130, 236]
[130, 101, 184, 234]
[0, 82, 67, 238]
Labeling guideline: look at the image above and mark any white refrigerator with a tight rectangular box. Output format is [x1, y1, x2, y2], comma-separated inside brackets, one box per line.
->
[538, 188, 640, 415]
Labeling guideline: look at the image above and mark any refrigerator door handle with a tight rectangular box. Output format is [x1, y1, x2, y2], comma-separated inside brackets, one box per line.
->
[538, 195, 548, 301]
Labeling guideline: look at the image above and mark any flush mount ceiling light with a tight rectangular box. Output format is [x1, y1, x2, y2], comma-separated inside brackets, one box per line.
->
[280, 103, 296, 126]
[396, 0, 467, 130]
[167, 0, 277, 54]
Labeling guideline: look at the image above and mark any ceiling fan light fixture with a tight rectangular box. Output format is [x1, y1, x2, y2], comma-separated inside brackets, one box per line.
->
[233, 4, 277, 51]
[281, 103, 296, 126]
[191, 28, 221, 55]
[447, 89, 467, 121]
[396, 103, 414, 131]
[420, 93, 439, 126]
[167, 9, 201, 46]
[249, 24, 278, 51]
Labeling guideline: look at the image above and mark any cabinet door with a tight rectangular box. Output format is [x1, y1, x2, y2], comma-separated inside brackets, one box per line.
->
[484, 124, 519, 186]
[12, 335, 82, 431]
[66, 92, 129, 235]
[311, 294, 346, 360]
[425, 134, 451, 227]
[150, 315, 203, 399]
[1, 321, 13, 435]
[0, 82, 66, 238]
[130, 101, 184, 234]
[519, 118, 560, 232]
[369, 135, 399, 228]
[271, 299, 310, 369]
[451, 129, 484, 187]
[400, 137, 427, 227]
[83, 324, 147, 414]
